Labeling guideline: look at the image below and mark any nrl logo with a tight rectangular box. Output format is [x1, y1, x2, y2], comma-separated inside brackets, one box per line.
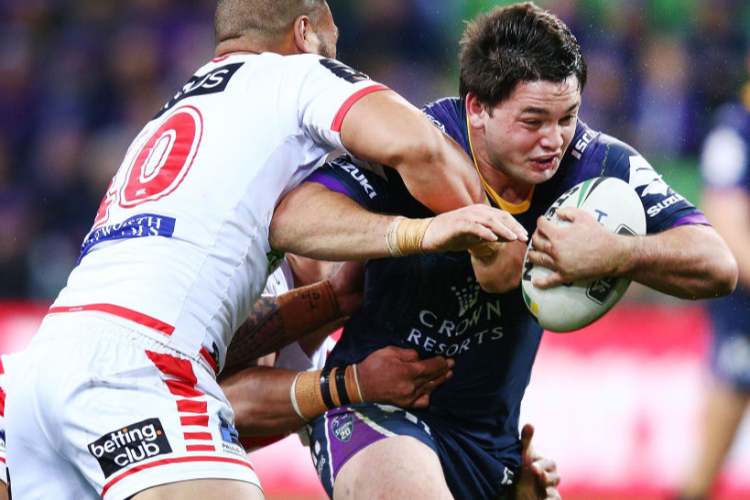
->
[331, 414, 354, 443]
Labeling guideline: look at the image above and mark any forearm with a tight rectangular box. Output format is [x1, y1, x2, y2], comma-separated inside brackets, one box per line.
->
[270, 182, 394, 260]
[223, 280, 342, 377]
[619, 225, 737, 299]
[223, 364, 364, 436]
[222, 366, 303, 436]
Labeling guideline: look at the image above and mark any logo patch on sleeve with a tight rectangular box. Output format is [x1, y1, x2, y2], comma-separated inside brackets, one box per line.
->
[319, 59, 370, 84]
[88, 418, 172, 478]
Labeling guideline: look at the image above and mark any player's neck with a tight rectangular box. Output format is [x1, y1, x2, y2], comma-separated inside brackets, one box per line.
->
[476, 158, 533, 206]
[215, 35, 300, 58]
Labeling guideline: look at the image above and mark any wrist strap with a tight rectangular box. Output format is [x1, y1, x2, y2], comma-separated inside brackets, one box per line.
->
[468, 241, 501, 259]
[385, 216, 434, 257]
[291, 364, 365, 421]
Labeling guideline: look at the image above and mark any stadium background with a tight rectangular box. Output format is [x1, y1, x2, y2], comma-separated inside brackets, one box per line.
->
[0, 0, 748, 498]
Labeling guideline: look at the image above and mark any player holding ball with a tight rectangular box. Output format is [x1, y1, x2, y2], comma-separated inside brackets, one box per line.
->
[267, 3, 738, 499]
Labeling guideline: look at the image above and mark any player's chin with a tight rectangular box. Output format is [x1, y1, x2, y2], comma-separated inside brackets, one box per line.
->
[525, 164, 559, 184]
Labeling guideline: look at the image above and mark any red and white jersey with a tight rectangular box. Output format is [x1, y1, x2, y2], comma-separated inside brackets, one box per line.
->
[50, 52, 385, 372]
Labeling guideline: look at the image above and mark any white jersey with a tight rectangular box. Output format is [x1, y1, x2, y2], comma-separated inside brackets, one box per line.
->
[50, 52, 385, 372]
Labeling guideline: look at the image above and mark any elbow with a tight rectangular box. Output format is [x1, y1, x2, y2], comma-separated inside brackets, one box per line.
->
[709, 254, 739, 298]
[684, 254, 738, 300]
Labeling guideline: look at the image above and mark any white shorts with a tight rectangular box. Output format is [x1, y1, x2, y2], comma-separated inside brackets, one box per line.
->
[3, 312, 261, 500]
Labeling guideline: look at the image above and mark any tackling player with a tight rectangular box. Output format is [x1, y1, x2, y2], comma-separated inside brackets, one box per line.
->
[1, 1, 528, 500]
[269, 3, 738, 499]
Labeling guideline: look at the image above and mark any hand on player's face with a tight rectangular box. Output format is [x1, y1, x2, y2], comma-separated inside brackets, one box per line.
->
[422, 204, 528, 253]
[527, 206, 628, 287]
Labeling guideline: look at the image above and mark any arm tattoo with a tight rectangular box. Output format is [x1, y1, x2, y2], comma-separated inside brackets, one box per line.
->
[223, 295, 287, 377]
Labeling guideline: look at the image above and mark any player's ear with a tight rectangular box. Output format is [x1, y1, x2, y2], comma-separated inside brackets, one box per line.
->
[292, 15, 319, 55]
[465, 93, 487, 128]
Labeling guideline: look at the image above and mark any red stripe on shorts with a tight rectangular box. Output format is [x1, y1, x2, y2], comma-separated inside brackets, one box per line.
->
[165, 379, 203, 398]
[176, 400, 207, 414]
[146, 351, 198, 385]
[331, 84, 389, 132]
[183, 432, 213, 441]
[186, 445, 216, 452]
[48, 304, 175, 335]
[100, 455, 254, 498]
[180, 415, 209, 427]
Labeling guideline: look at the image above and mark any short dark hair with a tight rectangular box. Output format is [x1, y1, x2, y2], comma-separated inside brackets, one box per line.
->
[214, 0, 327, 45]
[459, 2, 587, 107]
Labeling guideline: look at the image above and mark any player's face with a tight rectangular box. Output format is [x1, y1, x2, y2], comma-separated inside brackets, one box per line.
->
[474, 77, 580, 186]
[311, 3, 339, 59]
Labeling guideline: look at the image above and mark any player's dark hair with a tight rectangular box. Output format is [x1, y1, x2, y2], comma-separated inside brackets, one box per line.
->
[459, 2, 587, 108]
[214, 0, 327, 45]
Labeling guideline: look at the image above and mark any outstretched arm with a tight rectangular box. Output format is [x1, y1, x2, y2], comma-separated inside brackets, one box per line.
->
[270, 181, 527, 261]
[221, 346, 454, 437]
[341, 90, 484, 213]
[512, 424, 561, 500]
[527, 207, 737, 300]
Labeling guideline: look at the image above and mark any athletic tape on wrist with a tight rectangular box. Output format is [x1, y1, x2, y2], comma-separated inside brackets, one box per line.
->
[278, 280, 342, 341]
[293, 364, 365, 421]
[294, 370, 328, 421]
[347, 364, 364, 403]
[468, 241, 502, 259]
[385, 216, 434, 257]
[290, 372, 306, 421]
[385, 216, 405, 257]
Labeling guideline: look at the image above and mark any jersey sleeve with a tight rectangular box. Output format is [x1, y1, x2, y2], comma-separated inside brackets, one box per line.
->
[596, 136, 709, 233]
[305, 155, 391, 212]
[287, 55, 389, 154]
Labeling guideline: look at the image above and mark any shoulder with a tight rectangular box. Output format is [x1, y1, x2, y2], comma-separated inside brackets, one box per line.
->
[421, 97, 470, 152]
[568, 120, 642, 181]
[306, 155, 390, 209]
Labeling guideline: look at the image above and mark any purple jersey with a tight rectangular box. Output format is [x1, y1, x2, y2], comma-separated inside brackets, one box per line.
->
[306, 97, 706, 499]
[700, 101, 750, 389]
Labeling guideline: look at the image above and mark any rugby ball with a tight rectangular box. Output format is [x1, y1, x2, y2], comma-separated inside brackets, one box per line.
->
[521, 177, 646, 333]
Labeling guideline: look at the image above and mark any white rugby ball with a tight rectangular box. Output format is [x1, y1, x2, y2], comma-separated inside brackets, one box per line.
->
[521, 177, 646, 333]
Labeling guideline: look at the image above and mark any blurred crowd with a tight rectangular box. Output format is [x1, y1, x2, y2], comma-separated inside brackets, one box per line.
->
[1, 0, 749, 301]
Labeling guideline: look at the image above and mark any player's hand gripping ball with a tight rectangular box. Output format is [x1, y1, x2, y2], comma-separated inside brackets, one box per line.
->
[521, 177, 646, 333]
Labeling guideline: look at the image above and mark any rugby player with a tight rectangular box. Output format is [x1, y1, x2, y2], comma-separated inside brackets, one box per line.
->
[676, 71, 750, 500]
[268, 3, 738, 499]
[1, 1, 528, 499]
